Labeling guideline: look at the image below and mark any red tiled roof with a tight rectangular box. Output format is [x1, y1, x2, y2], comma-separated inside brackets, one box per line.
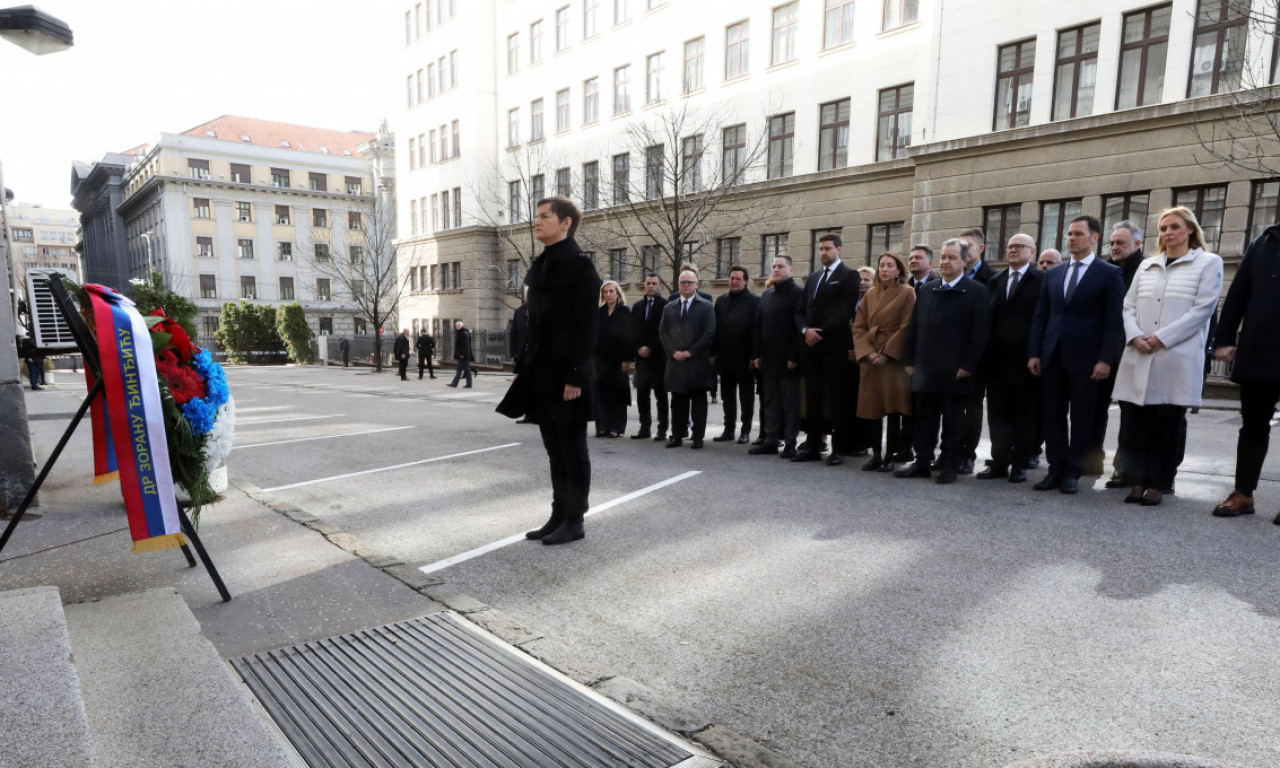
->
[179, 115, 376, 157]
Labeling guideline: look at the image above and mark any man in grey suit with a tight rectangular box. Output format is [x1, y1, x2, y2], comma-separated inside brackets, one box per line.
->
[660, 268, 717, 449]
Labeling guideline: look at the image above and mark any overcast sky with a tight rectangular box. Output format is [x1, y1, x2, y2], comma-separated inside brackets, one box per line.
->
[0, 0, 395, 209]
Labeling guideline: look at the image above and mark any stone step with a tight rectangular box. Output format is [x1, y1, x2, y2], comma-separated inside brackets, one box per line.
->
[0, 586, 95, 768]
[63, 587, 296, 768]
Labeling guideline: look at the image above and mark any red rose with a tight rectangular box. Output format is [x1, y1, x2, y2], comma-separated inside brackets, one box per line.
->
[155, 355, 206, 404]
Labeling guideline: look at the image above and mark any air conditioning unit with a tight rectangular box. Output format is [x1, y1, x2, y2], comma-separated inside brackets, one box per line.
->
[25, 268, 81, 351]
[276, 217, 289, 225]
[238, 216, 251, 222]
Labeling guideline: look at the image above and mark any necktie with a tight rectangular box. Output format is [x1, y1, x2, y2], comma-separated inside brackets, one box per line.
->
[1065, 261, 1082, 303]
[681, 299, 688, 318]
[645, 298, 651, 321]
[814, 268, 829, 297]
[1008, 270, 1020, 300]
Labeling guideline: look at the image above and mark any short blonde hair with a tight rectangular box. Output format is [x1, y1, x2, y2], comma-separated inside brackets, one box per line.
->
[857, 266, 875, 279]
[1155, 206, 1208, 255]
[599, 279, 628, 306]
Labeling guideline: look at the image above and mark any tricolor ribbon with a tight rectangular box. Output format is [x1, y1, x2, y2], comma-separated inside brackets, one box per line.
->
[83, 284, 186, 553]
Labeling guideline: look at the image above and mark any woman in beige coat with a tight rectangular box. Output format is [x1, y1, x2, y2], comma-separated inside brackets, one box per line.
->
[853, 252, 916, 472]
[1113, 207, 1223, 506]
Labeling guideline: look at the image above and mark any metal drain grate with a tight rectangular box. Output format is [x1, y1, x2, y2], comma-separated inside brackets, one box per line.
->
[231, 612, 717, 768]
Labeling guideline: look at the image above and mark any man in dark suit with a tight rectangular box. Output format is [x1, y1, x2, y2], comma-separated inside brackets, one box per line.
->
[794, 233, 861, 465]
[393, 329, 411, 380]
[1027, 214, 1126, 494]
[515, 195, 602, 546]
[448, 321, 474, 388]
[339, 333, 350, 367]
[712, 265, 760, 444]
[630, 274, 669, 440]
[977, 233, 1043, 484]
[957, 228, 996, 474]
[661, 268, 717, 449]
[750, 255, 804, 457]
[894, 238, 990, 484]
[416, 328, 436, 379]
[907, 245, 939, 291]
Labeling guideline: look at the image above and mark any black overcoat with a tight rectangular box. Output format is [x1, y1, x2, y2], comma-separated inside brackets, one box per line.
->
[712, 289, 759, 374]
[982, 266, 1043, 385]
[660, 296, 716, 393]
[594, 303, 634, 409]
[1217, 222, 1280, 383]
[902, 277, 991, 395]
[752, 278, 803, 378]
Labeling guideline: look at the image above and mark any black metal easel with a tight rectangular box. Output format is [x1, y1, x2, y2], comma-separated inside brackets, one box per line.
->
[0, 275, 231, 602]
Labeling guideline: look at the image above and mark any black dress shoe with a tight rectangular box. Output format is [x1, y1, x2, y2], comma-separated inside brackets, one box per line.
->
[1060, 476, 1080, 494]
[935, 468, 958, 484]
[713, 431, 735, 442]
[1104, 476, 1129, 489]
[976, 467, 1008, 480]
[737, 433, 750, 444]
[1033, 475, 1062, 491]
[525, 516, 562, 540]
[748, 442, 780, 455]
[779, 444, 797, 460]
[825, 452, 844, 466]
[690, 438, 704, 449]
[752, 436, 766, 446]
[877, 460, 896, 473]
[446, 382, 458, 388]
[861, 456, 882, 471]
[1124, 486, 1145, 504]
[541, 522, 585, 545]
[930, 459, 944, 471]
[1027, 456, 1040, 468]
[1008, 468, 1027, 483]
[653, 431, 667, 441]
[1139, 489, 1162, 506]
[631, 431, 651, 439]
[958, 458, 975, 475]
[894, 461, 931, 478]
[666, 437, 683, 448]
[791, 450, 822, 463]
[892, 450, 915, 464]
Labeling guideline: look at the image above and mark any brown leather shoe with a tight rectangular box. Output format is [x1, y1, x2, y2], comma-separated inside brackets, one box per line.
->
[1212, 490, 1255, 517]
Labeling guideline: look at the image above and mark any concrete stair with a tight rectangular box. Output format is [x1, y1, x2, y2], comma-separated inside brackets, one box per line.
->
[0, 585, 298, 768]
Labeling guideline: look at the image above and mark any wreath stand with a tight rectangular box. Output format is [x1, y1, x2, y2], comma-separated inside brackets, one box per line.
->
[0, 276, 231, 602]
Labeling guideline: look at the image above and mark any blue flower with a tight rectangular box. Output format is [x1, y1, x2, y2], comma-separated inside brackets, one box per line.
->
[180, 347, 230, 435]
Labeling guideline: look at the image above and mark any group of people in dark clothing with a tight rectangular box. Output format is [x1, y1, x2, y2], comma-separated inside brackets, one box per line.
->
[392, 320, 474, 387]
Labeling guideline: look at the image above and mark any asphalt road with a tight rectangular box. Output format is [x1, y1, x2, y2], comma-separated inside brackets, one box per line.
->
[227, 364, 1280, 768]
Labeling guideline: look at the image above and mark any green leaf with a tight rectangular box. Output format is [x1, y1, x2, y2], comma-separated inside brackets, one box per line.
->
[150, 330, 172, 351]
[144, 315, 167, 329]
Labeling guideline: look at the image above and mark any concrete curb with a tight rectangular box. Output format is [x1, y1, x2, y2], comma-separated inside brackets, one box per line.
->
[1002, 751, 1258, 768]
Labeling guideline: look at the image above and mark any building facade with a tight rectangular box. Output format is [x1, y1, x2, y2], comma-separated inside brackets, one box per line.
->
[392, 0, 1280, 338]
[5, 201, 80, 280]
[71, 153, 134, 292]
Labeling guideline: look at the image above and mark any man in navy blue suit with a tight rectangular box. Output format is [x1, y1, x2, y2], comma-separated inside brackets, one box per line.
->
[1027, 215, 1125, 494]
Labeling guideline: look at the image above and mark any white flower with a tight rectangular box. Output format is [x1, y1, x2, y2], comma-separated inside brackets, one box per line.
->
[203, 395, 236, 470]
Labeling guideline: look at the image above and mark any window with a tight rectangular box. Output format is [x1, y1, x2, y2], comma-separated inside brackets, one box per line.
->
[308, 172, 327, 192]
[1248, 180, 1280, 241]
[824, 0, 855, 49]
[507, 33, 519, 74]
[818, 98, 850, 170]
[188, 159, 210, 180]
[609, 248, 628, 282]
[1174, 184, 1227, 252]
[765, 112, 795, 179]
[277, 242, 293, 261]
[405, 10, 413, 44]
[318, 317, 332, 335]
[556, 6, 570, 51]
[1101, 192, 1149, 257]
[1052, 22, 1100, 120]
[351, 280, 366, 300]
[868, 222, 904, 258]
[1188, 0, 1248, 98]
[350, 246, 365, 265]
[982, 205, 1022, 256]
[772, 3, 798, 66]
[876, 84, 914, 161]
[530, 20, 543, 63]
[682, 241, 700, 261]
[271, 168, 290, 187]
[315, 243, 331, 262]
[614, 65, 631, 114]
[761, 233, 789, 275]
[202, 316, 219, 338]
[237, 238, 254, 259]
[615, 0, 629, 24]
[722, 124, 747, 185]
[199, 274, 217, 299]
[430, 194, 439, 231]
[193, 198, 210, 218]
[409, 137, 417, 170]
[583, 161, 600, 209]
[508, 259, 523, 289]
[1117, 5, 1171, 110]
[509, 181, 523, 222]
[441, 189, 451, 229]
[882, 0, 917, 30]
[531, 99, 544, 141]
[346, 211, 361, 231]
[279, 277, 295, 300]
[995, 38, 1036, 130]
[613, 153, 630, 204]
[230, 163, 250, 183]
[449, 50, 458, 88]
[809, 228, 842, 274]
[556, 88, 570, 132]
[726, 21, 749, 79]
[681, 134, 703, 193]
[645, 144, 664, 199]
[274, 205, 291, 225]
[452, 262, 461, 289]
[345, 177, 363, 194]
[1039, 198, 1083, 253]
[556, 167, 571, 196]
[531, 174, 545, 203]
[313, 209, 327, 228]
[11, 228, 32, 242]
[684, 37, 705, 93]
[429, 129, 438, 163]
[584, 0, 598, 37]
[641, 244, 663, 275]
[240, 276, 257, 299]
[451, 120, 460, 157]
[584, 77, 599, 123]
[646, 52, 664, 104]
[354, 317, 367, 334]
[427, 63, 436, 98]
[507, 108, 521, 148]
[196, 236, 214, 258]
[715, 237, 741, 278]
[236, 202, 252, 222]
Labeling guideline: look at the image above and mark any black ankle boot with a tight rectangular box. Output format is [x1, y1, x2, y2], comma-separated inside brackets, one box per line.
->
[541, 521, 585, 545]
[525, 512, 563, 540]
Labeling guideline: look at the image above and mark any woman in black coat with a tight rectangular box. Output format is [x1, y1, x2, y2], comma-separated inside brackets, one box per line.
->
[594, 280, 634, 437]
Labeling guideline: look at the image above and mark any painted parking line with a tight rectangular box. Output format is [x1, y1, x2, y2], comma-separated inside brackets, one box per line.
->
[238, 414, 344, 426]
[237, 406, 297, 413]
[418, 470, 702, 576]
[260, 443, 521, 493]
[231, 426, 415, 451]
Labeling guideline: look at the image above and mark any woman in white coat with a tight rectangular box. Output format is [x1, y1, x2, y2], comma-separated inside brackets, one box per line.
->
[1113, 207, 1223, 506]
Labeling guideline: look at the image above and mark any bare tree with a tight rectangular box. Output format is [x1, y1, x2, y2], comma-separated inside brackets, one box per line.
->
[579, 101, 783, 288]
[1189, 1, 1280, 176]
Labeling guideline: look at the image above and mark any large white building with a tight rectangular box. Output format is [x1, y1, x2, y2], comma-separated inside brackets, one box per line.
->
[393, 0, 1280, 337]
[5, 201, 80, 279]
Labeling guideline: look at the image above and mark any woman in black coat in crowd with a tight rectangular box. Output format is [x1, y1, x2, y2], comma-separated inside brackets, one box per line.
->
[594, 280, 634, 436]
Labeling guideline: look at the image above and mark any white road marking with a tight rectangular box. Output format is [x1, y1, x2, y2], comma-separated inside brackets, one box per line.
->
[260, 443, 522, 492]
[418, 470, 702, 576]
[237, 406, 296, 413]
[231, 426, 414, 451]
[237, 414, 344, 426]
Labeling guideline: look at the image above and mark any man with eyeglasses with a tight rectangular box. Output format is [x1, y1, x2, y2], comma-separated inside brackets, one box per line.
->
[660, 269, 717, 449]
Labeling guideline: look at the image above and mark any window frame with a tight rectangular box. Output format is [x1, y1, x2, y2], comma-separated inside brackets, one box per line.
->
[612, 152, 631, 205]
[867, 222, 904, 262]
[1116, 4, 1172, 110]
[725, 20, 749, 79]
[824, 0, 855, 49]
[818, 98, 850, 171]
[1247, 179, 1280, 242]
[1187, 0, 1249, 98]
[1038, 198, 1084, 253]
[1173, 184, 1228, 252]
[982, 204, 1022, 257]
[767, 112, 795, 180]
[684, 36, 705, 94]
[614, 64, 631, 114]
[761, 232, 789, 276]
[1100, 191, 1150, 258]
[584, 77, 600, 123]
[881, 0, 918, 31]
[721, 123, 747, 186]
[771, 2, 798, 67]
[646, 51, 664, 105]
[1051, 21, 1101, 121]
[876, 83, 914, 161]
[645, 144, 664, 200]
[994, 37, 1037, 130]
[583, 160, 600, 210]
